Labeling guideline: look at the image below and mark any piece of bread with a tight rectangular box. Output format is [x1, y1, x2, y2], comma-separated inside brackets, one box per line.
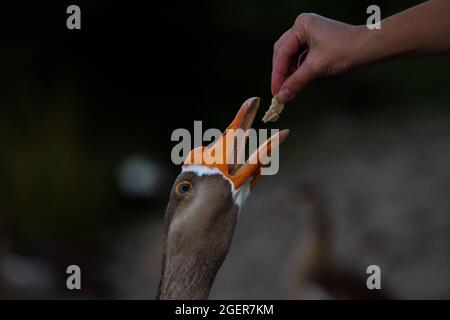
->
[262, 96, 285, 123]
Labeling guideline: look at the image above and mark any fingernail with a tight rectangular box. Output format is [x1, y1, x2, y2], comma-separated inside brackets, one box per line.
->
[277, 88, 291, 102]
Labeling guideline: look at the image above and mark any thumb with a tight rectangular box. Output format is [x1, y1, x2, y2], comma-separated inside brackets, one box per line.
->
[277, 61, 316, 103]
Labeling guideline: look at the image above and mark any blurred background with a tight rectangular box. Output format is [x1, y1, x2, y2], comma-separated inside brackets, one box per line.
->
[0, 0, 449, 299]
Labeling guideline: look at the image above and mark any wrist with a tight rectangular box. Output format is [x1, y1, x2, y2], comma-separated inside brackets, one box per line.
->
[346, 25, 384, 69]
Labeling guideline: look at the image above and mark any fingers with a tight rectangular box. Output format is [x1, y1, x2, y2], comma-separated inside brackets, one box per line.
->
[272, 13, 356, 103]
[271, 29, 306, 96]
[276, 58, 316, 103]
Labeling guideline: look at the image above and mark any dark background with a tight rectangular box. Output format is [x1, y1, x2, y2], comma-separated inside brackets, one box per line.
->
[0, 0, 449, 299]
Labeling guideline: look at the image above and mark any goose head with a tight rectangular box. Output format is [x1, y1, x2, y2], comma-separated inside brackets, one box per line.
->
[157, 97, 289, 299]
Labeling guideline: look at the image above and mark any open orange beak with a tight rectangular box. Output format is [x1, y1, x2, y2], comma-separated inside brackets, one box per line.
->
[184, 97, 289, 190]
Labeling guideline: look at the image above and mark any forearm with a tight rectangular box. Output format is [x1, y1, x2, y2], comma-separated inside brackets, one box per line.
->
[353, 0, 450, 67]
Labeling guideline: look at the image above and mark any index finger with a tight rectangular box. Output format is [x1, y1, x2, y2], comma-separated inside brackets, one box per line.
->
[271, 29, 306, 95]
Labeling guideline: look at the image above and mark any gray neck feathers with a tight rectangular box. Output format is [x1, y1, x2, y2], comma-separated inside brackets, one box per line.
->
[157, 252, 219, 299]
[156, 173, 240, 300]
[157, 204, 238, 299]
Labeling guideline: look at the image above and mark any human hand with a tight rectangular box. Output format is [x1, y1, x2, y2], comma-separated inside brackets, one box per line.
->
[272, 13, 363, 103]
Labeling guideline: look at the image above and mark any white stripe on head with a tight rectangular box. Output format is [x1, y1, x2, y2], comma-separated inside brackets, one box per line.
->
[181, 165, 251, 210]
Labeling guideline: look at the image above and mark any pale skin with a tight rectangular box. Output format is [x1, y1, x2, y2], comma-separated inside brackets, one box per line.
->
[272, 0, 450, 103]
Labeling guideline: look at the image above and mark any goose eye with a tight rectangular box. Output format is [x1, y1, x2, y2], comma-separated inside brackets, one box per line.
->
[175, 181, 192, 196]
